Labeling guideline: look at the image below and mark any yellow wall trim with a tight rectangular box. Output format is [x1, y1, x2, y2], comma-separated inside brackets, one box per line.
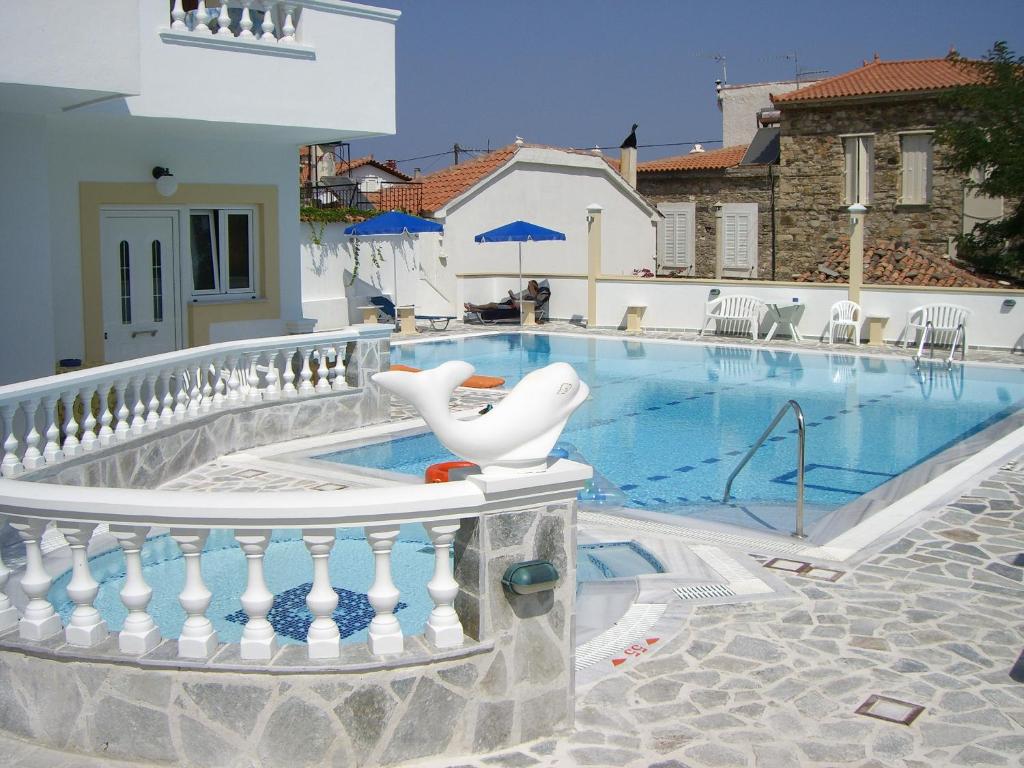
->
[79, 183, 280, 364]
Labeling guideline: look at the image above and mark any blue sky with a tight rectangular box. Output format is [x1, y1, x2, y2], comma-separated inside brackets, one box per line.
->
[352, 1, 1024, 174]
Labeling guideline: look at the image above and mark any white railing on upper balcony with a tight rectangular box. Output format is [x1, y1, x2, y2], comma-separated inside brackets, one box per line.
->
[0, 325, 389, 478]
[169, 1, 302, 46]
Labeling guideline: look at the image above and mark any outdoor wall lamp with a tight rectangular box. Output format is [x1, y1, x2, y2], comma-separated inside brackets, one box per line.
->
[1002, 299, 1016, 311]
[501, 560, 560, 595]
[152, 167, 178, 197]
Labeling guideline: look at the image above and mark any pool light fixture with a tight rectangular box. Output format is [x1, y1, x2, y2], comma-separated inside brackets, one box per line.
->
[502, 560, 560, 595]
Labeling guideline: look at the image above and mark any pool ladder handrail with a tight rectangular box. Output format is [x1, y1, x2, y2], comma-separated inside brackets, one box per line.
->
[722, 399, 806, 539]
[913, 320, 966, 370]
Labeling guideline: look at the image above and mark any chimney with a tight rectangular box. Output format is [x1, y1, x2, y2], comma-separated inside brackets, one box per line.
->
[413, 167, 422, 180]
[619, 123, 638, 189]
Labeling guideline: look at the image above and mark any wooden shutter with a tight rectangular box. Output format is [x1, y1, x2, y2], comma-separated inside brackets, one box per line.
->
[657, 202, 694, 272]
[720, 204, 757, 276]
[901, 134, 931, 204]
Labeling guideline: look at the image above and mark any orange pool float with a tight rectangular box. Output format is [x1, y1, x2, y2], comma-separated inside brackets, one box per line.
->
[388, 364, 505, 389]
[424, 461, 479, 483]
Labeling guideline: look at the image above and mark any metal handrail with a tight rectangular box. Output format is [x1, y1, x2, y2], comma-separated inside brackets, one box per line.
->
[722, 399, 806, 539]
[947, 323, 966, 367]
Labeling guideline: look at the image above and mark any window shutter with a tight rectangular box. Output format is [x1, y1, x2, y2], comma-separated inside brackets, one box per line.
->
[844, 138, 857, 204]
[657, 203, 694, 271]
[723, 214, 737, 268]
[900, 134, 932, 204]
[861, 136, 874, 204]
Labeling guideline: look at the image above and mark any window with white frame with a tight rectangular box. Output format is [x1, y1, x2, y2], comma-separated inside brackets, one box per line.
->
[188, 208, 256, 298]
[842, 135, 874, 204]
[657, 202, 695, 273]
[900, 132, 933, 204]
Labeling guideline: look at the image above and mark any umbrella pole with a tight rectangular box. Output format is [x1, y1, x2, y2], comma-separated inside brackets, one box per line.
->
[518, 242, 523, 324]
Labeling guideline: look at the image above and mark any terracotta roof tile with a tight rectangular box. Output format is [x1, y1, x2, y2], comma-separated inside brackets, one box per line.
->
[637, 145, 748, 173]
[338, 155, 414, 181]
[793, 239, 1003, 288]
[773, 57, 984, 104]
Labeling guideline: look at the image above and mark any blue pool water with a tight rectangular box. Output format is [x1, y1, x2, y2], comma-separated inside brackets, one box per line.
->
[322, 333, 1024, 523]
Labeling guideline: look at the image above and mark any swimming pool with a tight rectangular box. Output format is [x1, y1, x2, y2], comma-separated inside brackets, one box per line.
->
[320, 333, 1024, 529]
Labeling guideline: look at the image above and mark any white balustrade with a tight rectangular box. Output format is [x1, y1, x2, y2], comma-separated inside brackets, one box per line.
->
[280, 5, 297, 44]
[171, 0, 187, 30]
[424, 521, 464, 648]
[173, 369, 189, 421]
[144, 373, 161, 431]
[200, 363, 214, 413]
[239, 1, 255, 38]
[160, 370, 175, 425]
[365, 524, 403, 655]
[304, 529, 339, 658]
[80, 387, 98, 452]
[246, 353, 262, 404]
[0, 517, 19, 631]
[216, 2, 232, 36]
[0, 403, 24, 478]
[60, 390, 81, 459]
[131, 377, 147, 437]
[113, 381, 131, 441]
[236, 531, 277, 660]
[194, 1, 212, 34]
[264, 350, 281, 401]
[172, 529, 218, 658]
[226, 356, 242, 403]
[282, 351, 298, 397]
[97, 384, 115, 447]
[188, 365, 203, 416]
[315, 347, 332, 394]
[260, 5, 277, 42]
[9, 517, 62, 640]
[41, 395, 64, 464]
[21, 398, 44, 471]
[111, 526, 161, 655]
[298, 348, 314, 394]
[58, 522, 108, 647]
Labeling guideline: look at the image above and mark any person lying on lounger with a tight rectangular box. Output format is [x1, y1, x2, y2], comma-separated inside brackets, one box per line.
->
[464, 280, 546, 312]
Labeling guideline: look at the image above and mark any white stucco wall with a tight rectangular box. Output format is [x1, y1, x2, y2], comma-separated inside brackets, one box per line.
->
[0, 115, 56, 384]
[719, 80, 818, 147]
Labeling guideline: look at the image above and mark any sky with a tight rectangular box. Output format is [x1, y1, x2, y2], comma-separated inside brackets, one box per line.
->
[350, 0, 1024, 176]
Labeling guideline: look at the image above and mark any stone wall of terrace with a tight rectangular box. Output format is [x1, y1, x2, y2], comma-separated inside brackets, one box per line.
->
[777, 97, 968, 277]
[638, 165, 775, 279]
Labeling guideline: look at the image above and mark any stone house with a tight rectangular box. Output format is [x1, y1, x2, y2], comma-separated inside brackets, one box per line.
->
[637, 145, 777, 279]
[772, 55, 995, 278]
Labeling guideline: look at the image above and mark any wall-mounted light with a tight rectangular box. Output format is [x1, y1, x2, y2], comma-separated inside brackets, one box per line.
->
[501, 560, 560, 595]
[152, 167, 178, 197]
[1002, 298, 1016, 312]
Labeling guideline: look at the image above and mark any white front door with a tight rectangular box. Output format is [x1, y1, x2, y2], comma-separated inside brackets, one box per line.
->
[719, 203, 758, 278]
[100, 212, 181, 362]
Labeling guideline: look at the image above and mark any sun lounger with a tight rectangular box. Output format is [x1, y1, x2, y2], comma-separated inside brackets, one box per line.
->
[466, 286, 551, 325]
[368, 296, 455, 330]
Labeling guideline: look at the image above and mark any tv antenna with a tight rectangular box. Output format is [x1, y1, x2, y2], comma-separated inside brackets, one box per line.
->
[695, 51, 728, 84]
[779, 51, 827, 85]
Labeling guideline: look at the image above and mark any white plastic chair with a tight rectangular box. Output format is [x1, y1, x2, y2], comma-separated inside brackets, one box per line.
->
[828, 300, 864, 346]
[903, 304, 970, 359]
[701, 295, 765, 341]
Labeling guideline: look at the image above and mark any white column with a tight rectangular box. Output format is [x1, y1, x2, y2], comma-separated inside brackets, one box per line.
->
[80, 387, 98, 452]
[60, 391, 81, 459]
[173, 369, 189, 421]
[113, 380, 131, 441]
[216, 1, 232, 36]
[97, 384, 115, 447]
[145, 373, 161, 430]
[0, 403, 25, 478]
[303, 529, 339, 658]
[280, 5, 296, 43]
[171, 0, 187, 30]
[20, 398, 44, 470]
[281, 350, 298, 397]
[235, 531, 277, 660]
[9, 517, 63, 640]
[41, 394, 65, 464]
[0, 517, 20, 631]
[130, 376, 146, 437]
[200, 362, 214, 412]
[365, 524, 403, 655]
[264, 350, 281, 401]
[848, 203, 866, 305]
[160, 370, 175, 424]
[225, 356, 242, 403]
[188, 365, 203, 416]
[260, 3, 277, 42]
[194, 0, 212, 33]
[58, 522, 108, 647]
[315, 347, 332, 394]
[238, 0, 255, 38]
[111, 526, 160, 655]
[172, 529, 218, 658]
[424, 521, 464, 648]
[246, 353, 262, 404]
[298, 347, 314, 395]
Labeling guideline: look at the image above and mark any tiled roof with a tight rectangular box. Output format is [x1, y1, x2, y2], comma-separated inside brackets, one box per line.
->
[637, 145, 749, 173]
[338, 155, 414, 182]
[793, 239, 1003, 288]
[418, 144, 623, 214]
[773, 57, 985, 104]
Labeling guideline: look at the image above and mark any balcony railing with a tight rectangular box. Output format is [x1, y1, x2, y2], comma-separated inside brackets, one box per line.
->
[164, 2, 315, 58]
[301, 181, 424, 214]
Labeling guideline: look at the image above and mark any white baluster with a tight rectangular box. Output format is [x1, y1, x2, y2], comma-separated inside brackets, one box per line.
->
[424, 521, 464, 648]
[280, 4, 296, 44]
[194, 0, 212, 34]
[303, 529, 339, 658]
[260, 2, 277, 42]
[225, 356, 242, 403]
[315, 348, 332, 394]
[365, 524, 403, 655]
[174, 369, 189, 421]
[216, 1, 232, 36]
[0, 403, 25, 477]
[188, 364, 203, 415]
[21, 398, 44, 470]
[235, 531, 277, 660]
[111, 526, 160, 655]
[171, 0, 187, 30]
[145, 373, 161, 431]
[60, 390, 81, 459]
[113, 380, 131, 441]
[239, 0, 255, 38]
[41, 394, 64, 464]
[58, 522, 108, 647]
[97, 384, 115, 447]
[281, 350, 297, 397]
[80, 387, 98, 453]
[298, 347, 314, 395]
[200, 362, 214, 412]
[246, 353, 262, 403]
[130, 376, 146, 437]
[9, 517, 62, 640]
[212, 361, 227, 408]
[264, 350, 281, 401]
[160, 370, 175, 424]
[0, 517, 19, 631]
[172, 529, 218, 658]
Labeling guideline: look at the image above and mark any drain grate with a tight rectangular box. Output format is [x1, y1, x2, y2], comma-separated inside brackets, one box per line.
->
[673, 583, 737, 601]
[575, 602, 666, 670]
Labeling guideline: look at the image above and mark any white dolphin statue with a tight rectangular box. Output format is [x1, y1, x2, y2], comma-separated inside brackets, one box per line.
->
[372, 361, 590, 474]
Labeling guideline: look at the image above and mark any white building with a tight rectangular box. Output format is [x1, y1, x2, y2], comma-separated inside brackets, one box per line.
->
[0, 1, 399, 384]
[717, 78, 820, 147]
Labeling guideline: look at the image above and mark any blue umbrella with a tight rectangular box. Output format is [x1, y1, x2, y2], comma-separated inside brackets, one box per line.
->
[344, 211, 443, 305]
[474, 221, 565, 321]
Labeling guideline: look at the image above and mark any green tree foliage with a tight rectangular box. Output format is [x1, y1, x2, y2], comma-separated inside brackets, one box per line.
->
[936, 42, 1024, 277]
